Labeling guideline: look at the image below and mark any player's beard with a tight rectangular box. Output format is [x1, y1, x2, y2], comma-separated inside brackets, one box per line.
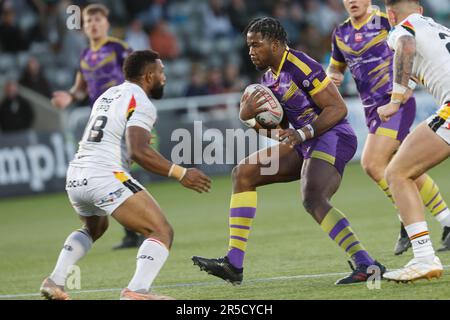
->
[255, 65, 269, 72]
[150, 85, 164, 100]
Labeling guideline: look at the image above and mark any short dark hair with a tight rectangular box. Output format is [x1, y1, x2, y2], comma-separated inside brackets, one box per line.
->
[244, 17, 288, 44]
[385, 0, 420, 6]
[123, 50, 160, 81]
[82, 3, 109, 18]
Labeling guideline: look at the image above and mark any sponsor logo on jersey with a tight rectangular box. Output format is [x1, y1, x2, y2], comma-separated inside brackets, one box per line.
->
[355, 33, 363, 42]
[66, 178, 88, 188]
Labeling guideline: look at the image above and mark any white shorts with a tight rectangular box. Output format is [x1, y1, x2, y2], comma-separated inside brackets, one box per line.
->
[427, 102, 450, 145]
[66, 166, 145, 217]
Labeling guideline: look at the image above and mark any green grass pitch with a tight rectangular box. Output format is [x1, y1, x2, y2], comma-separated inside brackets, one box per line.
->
[1, 161, 450, 300]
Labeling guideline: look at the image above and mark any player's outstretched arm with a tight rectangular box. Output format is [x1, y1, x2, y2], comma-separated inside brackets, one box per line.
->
[126, 126, 211, 193]
[378, 35, 416, 122]
[51, 72, 88, 110]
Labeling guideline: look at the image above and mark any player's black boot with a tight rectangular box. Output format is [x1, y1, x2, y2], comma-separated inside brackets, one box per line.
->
[113, 228, 145, 250]
[437, 226, 450, 252]
[335, 260, 386, 285]
[394, 223, 411, 255]
[192, 256, 243, 285]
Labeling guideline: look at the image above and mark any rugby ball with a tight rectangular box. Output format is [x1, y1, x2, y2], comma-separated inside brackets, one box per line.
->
[241, 84, 284, 128]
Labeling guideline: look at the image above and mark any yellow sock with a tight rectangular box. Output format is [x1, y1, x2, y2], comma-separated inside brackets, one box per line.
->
[226, 192, 257, 269]
[420, 176, 448, 217]
[320, 208, 374, 266]
[377, 178, 396, 207]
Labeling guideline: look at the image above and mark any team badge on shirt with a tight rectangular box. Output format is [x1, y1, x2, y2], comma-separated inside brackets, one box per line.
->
[355, 33, 363, 42]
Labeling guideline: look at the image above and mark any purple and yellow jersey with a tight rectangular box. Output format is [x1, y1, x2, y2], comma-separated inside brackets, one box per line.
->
[330, 10, 393, 109]
[261, 47, 348, 129]
[80, 36, 132, 104]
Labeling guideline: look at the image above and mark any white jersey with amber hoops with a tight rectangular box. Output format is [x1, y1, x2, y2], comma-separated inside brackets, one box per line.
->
[388, 13, 450, 105]
[70, 81, 157, 172]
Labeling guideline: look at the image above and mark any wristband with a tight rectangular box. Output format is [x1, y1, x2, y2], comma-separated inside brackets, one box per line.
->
[168, 164, 187, 181]
[392, 83, 408, 95]
[241, 117, 257, 128]
[391, 83, 408, 104]
[296, 128, 307, 142]
[296, 124, 315, 143]
[408, 79, 417, 91]
[304, 124, 315, 138]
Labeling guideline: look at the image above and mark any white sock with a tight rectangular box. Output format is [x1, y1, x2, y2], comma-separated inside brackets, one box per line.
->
[127, 238, 169, 293]
[50, 229, 93, 286]
[435, 208, 450, 227]
[405, 221, 435, 262]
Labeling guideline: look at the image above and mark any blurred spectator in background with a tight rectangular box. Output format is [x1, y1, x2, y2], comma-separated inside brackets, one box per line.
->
[123, 0, 151, 23]
[185, 64, 209, 97]
[296, 24, 328, 62]
[223, 63, 246, 93]
[0, 81, 34, 132]
[303, 0, 342, 36]
[272, 1, 301, 45]
[227, 0, 252, 33]
[425, 0, 450, 20]
[19, 56, 52, 98]
[6, 0, 44, 44]
[125, 19, 150, 51]
[137, 0, 167, 29]
[320, 0, 347, 34]
[39, 1, 67, 53]
[96, 0, 128, 25]
[203, 67, 226, 112]
[149, 19, 180, 60]
[203, 0, 234, 39]
[206, 67, 225, 95]
[0, 6, 28, 52]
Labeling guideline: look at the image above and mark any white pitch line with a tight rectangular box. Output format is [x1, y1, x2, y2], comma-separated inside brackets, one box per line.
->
[2, 265, 449, 299]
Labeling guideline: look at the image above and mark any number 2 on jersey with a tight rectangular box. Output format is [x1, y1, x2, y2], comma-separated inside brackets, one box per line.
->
[86, 115, 108, 142]
[439, 32, 450, 54]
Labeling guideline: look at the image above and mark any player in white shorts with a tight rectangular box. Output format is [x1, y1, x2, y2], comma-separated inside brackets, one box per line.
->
[377, 0, 450, 282]
[40, 50, 211, 300]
